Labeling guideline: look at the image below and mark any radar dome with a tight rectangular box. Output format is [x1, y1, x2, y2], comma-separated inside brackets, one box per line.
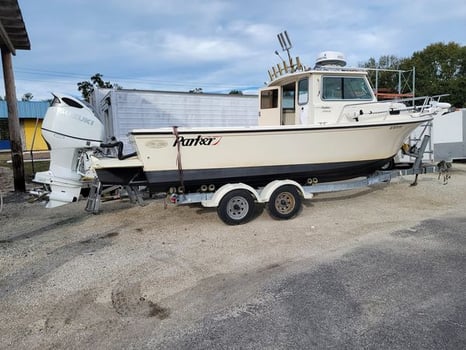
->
[315, 51, 346, 67]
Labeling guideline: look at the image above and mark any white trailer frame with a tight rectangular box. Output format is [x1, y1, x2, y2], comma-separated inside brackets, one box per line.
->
[171, 161, 436, 225]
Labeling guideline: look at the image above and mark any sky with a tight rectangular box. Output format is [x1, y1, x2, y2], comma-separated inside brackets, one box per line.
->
[5, 0, 466, 100]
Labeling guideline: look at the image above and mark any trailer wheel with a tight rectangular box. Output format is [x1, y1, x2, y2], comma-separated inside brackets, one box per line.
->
[217, 189, 255, 225]
[268, 185, 302, 220]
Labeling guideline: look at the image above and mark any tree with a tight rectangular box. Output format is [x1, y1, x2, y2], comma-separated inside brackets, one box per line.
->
[77, 73, 120, 101]
[229, 90, 243, 95]
[21, 92, 33, 101]
[359, 43, 466, 107]
[402, 42, 466, 107]
[359, 55, 407, 94]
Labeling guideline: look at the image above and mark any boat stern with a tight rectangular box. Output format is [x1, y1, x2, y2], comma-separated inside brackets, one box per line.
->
[91, 156, 146, 186]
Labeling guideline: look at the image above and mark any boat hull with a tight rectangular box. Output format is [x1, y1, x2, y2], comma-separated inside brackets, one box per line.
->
[94, 117, 430, 192]
[95, 158, 391, 191]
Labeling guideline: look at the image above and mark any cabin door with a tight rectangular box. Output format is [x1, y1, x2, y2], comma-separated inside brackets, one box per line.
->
[258, 87, 280, 126]
[297, 77, 309, 124]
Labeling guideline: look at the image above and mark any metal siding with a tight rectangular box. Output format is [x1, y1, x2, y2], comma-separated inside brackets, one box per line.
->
[432, 109, 463, 143]
[98, 89, 258, 152]
[0, 101, 49, 118]
[434, 142, 466, 161]
[17, 101, 49, 117]
[432, 109, 466, 161]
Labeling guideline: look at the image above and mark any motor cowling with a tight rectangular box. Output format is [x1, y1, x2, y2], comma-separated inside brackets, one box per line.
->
[41, 93, 105, 148]
[32, 94, 105, 208]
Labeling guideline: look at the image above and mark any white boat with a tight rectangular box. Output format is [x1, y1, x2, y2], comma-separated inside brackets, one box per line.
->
[34, 49, 451, 207]
[91, 51, 450, 192]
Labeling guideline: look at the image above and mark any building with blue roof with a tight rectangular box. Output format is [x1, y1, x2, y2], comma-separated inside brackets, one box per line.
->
[0, 100, 49, 151]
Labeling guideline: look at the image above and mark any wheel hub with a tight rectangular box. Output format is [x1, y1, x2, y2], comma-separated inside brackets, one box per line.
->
[227, 196, 249, 219]
[275, 192, 295, 214]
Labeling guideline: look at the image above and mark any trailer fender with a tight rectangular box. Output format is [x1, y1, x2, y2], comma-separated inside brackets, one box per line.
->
[201, 183, 260, 208]
[259, 180, 313, 202]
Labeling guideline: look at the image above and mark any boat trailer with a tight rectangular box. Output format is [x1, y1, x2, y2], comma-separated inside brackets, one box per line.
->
[85, 135, 448, 225]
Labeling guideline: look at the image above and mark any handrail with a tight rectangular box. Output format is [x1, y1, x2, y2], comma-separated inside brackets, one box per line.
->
[337, 94, 449, 122]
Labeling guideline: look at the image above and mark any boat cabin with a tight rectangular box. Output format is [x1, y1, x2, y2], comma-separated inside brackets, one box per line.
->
[258, 52, 377, 126]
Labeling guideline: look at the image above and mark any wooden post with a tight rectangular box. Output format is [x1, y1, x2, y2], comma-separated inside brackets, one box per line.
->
[1, 47, 25, 192]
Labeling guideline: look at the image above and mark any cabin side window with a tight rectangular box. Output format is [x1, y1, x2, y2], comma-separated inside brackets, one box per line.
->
[260, 89, 279, 109]
[322, 76, 372, 100]
[298, 78, 309, 105]
[282, 83, 295, 110]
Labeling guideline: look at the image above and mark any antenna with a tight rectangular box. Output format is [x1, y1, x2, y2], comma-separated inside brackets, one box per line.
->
[269, 30, 303, 80]
[277, 30, 293, 65]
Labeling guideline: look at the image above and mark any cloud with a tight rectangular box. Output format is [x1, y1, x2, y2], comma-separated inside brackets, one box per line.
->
[155, 33, 247, 62]
[6, 0, 465, 100]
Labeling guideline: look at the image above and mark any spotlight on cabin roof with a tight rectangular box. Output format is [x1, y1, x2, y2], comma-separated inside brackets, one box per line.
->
[315, 51, 347, 68]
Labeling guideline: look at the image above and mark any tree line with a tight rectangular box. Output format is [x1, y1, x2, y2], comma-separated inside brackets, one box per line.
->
[360, 42, 465, 108]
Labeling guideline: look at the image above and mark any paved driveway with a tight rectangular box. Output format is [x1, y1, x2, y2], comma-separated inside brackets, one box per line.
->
[153, 217, 466, 349]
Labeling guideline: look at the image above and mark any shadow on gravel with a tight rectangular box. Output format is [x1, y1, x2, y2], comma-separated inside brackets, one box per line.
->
[0, 230, 120, 298]
[1, 216, 85, 243]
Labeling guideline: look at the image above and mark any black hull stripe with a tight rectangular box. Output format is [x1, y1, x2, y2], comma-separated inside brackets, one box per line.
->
[95, 158, 393, 191]
[131, 119, 429, 135]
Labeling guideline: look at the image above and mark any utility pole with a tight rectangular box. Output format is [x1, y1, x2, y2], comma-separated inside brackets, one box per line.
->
[1, 47, 25, 192]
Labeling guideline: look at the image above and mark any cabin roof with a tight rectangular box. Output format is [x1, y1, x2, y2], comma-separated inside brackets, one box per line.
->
[266, 67, 369, 87]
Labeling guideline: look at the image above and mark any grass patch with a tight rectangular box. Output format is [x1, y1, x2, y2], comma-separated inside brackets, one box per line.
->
[0, 153, 50, 182]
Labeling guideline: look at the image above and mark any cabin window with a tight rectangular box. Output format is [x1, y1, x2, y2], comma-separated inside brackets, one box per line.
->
[282, 83, 295, 110]
[322, 76, 372, 100]
[298, 78, 308, 105]
[260, 89, 279, 109]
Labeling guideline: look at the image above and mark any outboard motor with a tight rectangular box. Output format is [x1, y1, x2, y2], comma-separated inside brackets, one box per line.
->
[33, 94, 105, 208]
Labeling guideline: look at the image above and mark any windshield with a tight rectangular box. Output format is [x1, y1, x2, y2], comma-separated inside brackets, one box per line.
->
[322, 76, 373, 100]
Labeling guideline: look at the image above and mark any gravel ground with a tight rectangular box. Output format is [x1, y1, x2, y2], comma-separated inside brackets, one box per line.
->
[0, 163, 465, 349]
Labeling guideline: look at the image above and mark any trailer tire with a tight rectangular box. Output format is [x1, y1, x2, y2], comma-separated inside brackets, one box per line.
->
[268, 185, 302, 220]
[217, 189, 255, 225]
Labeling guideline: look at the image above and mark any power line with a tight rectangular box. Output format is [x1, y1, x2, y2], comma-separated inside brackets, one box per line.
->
[13, 66, 262, 91]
